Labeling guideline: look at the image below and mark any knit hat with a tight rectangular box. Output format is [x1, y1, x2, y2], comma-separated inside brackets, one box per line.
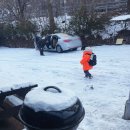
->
[85, 47, 92, 52]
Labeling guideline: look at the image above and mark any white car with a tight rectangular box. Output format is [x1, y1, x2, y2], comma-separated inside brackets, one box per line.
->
[42, 33, 82, 53]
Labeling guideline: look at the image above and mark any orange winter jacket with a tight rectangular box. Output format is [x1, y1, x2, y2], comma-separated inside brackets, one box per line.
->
[80, 51, 93, 71]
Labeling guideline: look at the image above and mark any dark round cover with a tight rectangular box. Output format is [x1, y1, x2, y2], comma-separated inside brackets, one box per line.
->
[19, 99, 85, 130]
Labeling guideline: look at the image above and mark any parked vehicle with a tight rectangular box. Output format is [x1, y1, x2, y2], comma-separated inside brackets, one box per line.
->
[35, 33, 82, 53]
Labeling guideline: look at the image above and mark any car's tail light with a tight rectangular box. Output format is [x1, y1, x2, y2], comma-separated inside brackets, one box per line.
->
[63, 39, 72, 42]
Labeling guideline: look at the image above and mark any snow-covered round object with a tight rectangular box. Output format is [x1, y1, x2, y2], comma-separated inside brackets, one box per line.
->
[24, 86, 78, 112]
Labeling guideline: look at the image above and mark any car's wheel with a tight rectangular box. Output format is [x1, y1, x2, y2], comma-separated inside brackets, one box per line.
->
[72, 48, 77, 51]
[56, 45, 63, 53]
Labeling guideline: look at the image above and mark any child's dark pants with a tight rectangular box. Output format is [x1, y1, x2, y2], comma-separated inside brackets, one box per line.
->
[84, 70, 92, 77]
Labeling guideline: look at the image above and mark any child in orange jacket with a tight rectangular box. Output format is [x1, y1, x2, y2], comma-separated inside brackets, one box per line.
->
[80, 47, 93, 79]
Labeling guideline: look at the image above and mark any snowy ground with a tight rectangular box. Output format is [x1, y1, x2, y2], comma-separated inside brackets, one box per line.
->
[0, 45, 130, 130]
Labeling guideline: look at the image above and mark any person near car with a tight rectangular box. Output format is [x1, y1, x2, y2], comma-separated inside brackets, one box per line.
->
[51, 35, 58, 48]
[80, 47, 93, 79]
[37, 38, 46, 56]
[34, 34, 41, 50]
[45, 34, 52, 49]
[44, 34, 58, 49]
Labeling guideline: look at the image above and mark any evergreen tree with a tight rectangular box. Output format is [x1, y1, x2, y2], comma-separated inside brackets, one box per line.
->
[68, 7, 108, 48]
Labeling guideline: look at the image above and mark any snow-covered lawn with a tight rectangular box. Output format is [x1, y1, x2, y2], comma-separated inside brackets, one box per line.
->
[0, 45, 130, 130]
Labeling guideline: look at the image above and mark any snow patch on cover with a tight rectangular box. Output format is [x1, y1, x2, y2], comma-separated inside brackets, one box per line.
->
[24, 86, 78, 112]
[0, 82, 36, 92]
[6, 95, 23, 106]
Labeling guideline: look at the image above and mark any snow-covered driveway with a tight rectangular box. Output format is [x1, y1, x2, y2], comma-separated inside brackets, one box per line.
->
[0, 45, 130, 130]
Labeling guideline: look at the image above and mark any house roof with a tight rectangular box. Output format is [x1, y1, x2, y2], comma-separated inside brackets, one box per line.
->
[111, 15, 130, 21]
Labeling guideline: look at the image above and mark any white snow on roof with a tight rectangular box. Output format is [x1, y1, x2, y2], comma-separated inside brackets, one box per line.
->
[111, 15, 130, 21]
[100, 21, 130, 39]
[24, 86, 78, 112]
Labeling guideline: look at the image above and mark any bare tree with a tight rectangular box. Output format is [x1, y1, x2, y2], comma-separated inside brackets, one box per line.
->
[17, 0, 29, 21]
[80, 0, 86, 7]
[127, 0, 130, 13]
[2, 0, 30, 22]
[47, 0, 56, 33]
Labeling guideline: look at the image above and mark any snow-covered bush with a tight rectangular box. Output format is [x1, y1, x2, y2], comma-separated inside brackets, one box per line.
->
[0, 20, 38, 47]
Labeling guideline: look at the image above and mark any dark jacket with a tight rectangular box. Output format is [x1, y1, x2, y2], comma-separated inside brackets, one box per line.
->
[37, 39, 45, 49]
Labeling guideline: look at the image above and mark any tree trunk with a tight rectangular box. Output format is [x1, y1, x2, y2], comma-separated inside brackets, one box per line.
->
[80, 0, 86, 7]
[127, 0, 130, 13]
[47, 0, 56, 33]
[17, 0, 27, 22]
